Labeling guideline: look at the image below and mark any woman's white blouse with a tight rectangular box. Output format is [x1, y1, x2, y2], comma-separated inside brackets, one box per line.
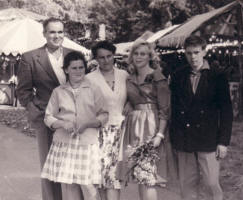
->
[86, 67, 128, 126]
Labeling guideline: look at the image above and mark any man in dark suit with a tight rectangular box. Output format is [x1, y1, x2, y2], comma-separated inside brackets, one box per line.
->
[170, 35, 233, 200]
[16, 17, 83, 200]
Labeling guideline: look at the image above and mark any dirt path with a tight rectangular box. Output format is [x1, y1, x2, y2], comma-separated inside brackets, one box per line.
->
[0, 124, 181, 200]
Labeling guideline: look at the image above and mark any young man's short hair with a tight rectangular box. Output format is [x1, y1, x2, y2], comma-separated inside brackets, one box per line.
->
[184, 35, 207, 50]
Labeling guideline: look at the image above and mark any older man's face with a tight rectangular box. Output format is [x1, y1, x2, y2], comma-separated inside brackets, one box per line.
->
[43, 21, 64, 50]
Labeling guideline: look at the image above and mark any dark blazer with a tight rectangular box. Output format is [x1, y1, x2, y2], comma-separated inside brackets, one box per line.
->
[170, 64, 233, 152]
[16, 45, 72, 124]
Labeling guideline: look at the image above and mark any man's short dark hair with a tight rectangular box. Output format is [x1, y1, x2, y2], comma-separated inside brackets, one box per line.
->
[43, 17, 64, 32]
[91, 40, 116, 58]
[184, 35, 207, 50]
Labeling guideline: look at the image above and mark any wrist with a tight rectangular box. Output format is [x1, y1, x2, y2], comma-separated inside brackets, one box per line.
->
[156, 132, 164, 139]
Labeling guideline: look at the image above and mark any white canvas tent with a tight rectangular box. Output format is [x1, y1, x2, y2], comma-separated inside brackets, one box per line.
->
[158, 1, 242, 48]
[0, 18, 91, 57]
[115, 25, 180, 55]
[0, 8, 47, 21]
[115, 31, 154, 55]
[115, 42, 134, 55]
[146, 25, 179, 43]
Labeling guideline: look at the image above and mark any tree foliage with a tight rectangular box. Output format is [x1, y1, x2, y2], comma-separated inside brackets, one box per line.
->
[0, 0, 237, 44]
[87, 0, 236, 43]
[0, 0, 90, 22]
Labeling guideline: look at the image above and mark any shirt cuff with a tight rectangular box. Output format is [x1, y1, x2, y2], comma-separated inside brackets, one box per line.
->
[44, 116, 58, 130]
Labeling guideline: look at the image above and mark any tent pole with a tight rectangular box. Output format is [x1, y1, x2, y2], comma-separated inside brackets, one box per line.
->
[237, 4, 243, 117]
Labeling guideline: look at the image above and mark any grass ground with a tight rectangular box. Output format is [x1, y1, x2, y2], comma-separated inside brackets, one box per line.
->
[0, 107, 242, 199]
[220, 121, 243, 200]
[0, 108, 36, 137]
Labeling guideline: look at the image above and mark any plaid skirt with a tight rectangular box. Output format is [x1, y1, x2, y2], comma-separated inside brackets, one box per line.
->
[41, 136, 101, 185]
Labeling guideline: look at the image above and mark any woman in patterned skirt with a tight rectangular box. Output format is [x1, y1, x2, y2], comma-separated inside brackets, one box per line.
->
[86, 41, 129, 200]
[41, 51, 108, 200]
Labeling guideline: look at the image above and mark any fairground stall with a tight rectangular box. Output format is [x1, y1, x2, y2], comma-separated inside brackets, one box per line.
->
[0, 16, 90, 106]
[155, 0, 243, 119]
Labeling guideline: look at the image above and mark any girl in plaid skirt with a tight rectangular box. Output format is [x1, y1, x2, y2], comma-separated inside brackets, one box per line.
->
[41, 51, 108, 200]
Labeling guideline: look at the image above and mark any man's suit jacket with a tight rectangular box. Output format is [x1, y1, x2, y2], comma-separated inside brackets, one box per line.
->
[170, 65, 233, 152]
[16, 45, 72, 124]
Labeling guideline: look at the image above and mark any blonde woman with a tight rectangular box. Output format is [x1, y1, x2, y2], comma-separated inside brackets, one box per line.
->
[118, 39, 175, 200]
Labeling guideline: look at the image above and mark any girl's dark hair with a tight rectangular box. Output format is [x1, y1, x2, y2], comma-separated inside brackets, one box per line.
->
[91, 40, 116, 58]
[63, 51, 88, 78]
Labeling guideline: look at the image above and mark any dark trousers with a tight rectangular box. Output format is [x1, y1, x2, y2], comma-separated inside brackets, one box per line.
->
[35, 121, 62, 200]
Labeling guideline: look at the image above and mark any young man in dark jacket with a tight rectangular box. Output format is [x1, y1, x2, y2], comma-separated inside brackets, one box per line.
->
[170, 35, 233, 200]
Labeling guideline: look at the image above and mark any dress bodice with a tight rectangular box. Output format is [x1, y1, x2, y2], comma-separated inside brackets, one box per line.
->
[86, 67, 129, 125]
[126, 70, 170, 120]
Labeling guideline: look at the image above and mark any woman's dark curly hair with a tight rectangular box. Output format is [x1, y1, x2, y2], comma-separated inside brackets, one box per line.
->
[91, 40, 116, 59]
[63, 51, 88, 80]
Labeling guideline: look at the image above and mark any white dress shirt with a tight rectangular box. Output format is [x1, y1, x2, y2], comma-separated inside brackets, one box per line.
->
[46, 48, 66, 84]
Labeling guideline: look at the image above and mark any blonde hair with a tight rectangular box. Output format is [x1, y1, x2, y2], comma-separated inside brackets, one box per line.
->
[127, 39, 160, 74]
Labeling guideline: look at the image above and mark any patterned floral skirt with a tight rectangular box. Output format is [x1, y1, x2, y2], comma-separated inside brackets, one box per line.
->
[41, 136, 102, 185]
[99, 124, 122, 189]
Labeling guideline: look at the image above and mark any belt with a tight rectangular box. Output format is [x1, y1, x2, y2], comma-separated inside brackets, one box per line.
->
[134, 103, 157, 110]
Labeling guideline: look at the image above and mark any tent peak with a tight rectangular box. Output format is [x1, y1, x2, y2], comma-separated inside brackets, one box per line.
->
[158, 0, 240, 48]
